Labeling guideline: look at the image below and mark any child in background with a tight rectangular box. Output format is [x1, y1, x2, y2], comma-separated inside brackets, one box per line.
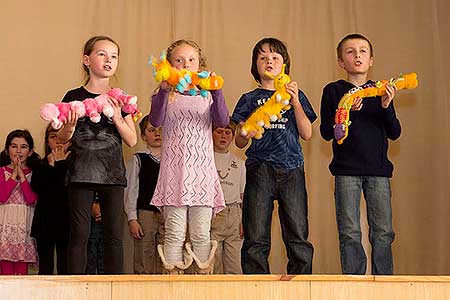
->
[149, 39, 228, 274]
[319, 33, 400, 275]
[30, 124, 70, 274]
[0, 129, 40, 275]
[231, 37, 316, 274]
[86, 196, 104, 274]
[124, 115, 164, 274]
[211, 123, 246, 274]
[57, 35, 137, 274]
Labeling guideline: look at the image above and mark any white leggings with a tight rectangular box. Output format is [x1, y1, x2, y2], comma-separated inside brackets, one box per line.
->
[163, 206, 212, 264]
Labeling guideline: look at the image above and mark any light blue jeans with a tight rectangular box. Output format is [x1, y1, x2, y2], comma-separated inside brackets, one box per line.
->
[334, 176, 395, 275]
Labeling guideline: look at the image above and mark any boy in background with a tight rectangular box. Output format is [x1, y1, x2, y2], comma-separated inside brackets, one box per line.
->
[124, 115, 164, 274]
[211, 124, 246, 274]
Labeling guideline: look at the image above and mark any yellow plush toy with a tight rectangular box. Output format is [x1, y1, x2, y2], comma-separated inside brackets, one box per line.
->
[240, 64, 292, 139]
[150, 52, 223, 97]
[334, 72, 418, 144]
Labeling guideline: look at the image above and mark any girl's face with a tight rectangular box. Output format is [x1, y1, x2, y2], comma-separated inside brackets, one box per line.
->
[142, 125, 162, 148]
[8, 137, 32, 165]
[47, 131, 69, 152]
[256, 43, 284, 80]
[169, 44, 200, 72]
[337, 38, 373, 75]
[83, 40, 119, 79]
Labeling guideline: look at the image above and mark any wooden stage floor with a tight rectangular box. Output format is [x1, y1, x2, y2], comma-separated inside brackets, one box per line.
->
[1, 274, 450, 300]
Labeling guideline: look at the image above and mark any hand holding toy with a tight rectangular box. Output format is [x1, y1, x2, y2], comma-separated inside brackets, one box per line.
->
[334, 72, 418, 144]
[150, 52, 223, 97]
[240, 64, 292, 139]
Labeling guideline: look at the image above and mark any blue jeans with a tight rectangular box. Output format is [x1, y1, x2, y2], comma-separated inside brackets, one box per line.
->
[334, 176, 395, 275]
[241, 162, 313, 274]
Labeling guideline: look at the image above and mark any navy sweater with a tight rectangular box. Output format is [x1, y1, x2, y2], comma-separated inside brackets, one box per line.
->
[320, 80, 401, 177]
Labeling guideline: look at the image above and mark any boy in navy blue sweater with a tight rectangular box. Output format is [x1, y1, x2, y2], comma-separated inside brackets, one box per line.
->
[320, 33, 401, 275]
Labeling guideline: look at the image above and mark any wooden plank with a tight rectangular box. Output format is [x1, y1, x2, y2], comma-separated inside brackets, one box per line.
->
[112, 280, 311, 300]
[2, 275, 450, 300]
[0, 276, 111, 300]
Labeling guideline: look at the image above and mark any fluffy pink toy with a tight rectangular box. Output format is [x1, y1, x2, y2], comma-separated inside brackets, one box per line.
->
[40, 102, 73, 130]
[40, 88, 141, 128]
[83, 98, 101, 123]
[107, 88, 141, 120]
[70, 100, 86, 118]
[40, 103, 64, 130]
[40, 101, 86, 129]
[95, 94, 114, 118]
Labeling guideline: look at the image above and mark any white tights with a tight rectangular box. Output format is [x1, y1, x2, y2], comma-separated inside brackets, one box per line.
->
[163, 206, 212, 264]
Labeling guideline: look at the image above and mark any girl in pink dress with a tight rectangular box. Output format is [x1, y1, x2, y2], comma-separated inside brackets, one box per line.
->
[149, 40, 228, 273]
[0, 129, 40, 275]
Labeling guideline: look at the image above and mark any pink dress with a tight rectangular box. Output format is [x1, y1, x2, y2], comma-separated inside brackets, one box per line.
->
[0, 167, 37, 263]
[151, 93, 225, 214]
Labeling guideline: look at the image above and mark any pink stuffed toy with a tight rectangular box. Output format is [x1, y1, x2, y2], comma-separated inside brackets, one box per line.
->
[40, 100, 91, 129]
[94, 94, 114, 118]
[70, 100, 86, 119]
[107, 88, 141, 120]
[83, 98, 101, 123]
[40, 88, 141, 128]
[40, 103, 64, 130]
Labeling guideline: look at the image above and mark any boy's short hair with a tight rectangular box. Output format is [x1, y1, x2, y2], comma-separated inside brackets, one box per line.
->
[251, 38, 290, 84]
[213, 119, 236, 135]
[139, 114, 151, 135]
[337, 33, 374, 59]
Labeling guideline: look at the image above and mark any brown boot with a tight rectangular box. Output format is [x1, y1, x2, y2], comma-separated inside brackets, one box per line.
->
[157, 244, 193, 274]
[185, 240, 218, 274]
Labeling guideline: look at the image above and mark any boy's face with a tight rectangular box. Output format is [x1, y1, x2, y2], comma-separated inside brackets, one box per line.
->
[256, 43, 284, 79]
[142, 125, 162, 148]
[213, 127, 234, 153]
[338, 38, 373, 75]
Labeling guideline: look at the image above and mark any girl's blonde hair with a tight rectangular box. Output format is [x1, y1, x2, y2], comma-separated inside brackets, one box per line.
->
[82, 35, 120, 85]
[166, 39, 207, 70]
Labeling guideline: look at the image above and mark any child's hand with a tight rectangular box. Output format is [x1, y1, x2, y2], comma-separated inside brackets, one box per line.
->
[64, 110, 78, 128]
[381, 84, 397, 108]
[12, 157, 26, 182]
[11, 158, 19, 181]
[52, 145, 71, 162]
[351, 97, 363, 111]
[286, 81, 300, 107]
[128, 219, 144, 239]
[58, 110, 78, 143]
[108, 96, 123, 120]
[237, 122, 256, 140]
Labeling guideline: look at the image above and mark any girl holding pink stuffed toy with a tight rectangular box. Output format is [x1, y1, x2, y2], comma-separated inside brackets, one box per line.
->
[57, 35, 137, 274]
